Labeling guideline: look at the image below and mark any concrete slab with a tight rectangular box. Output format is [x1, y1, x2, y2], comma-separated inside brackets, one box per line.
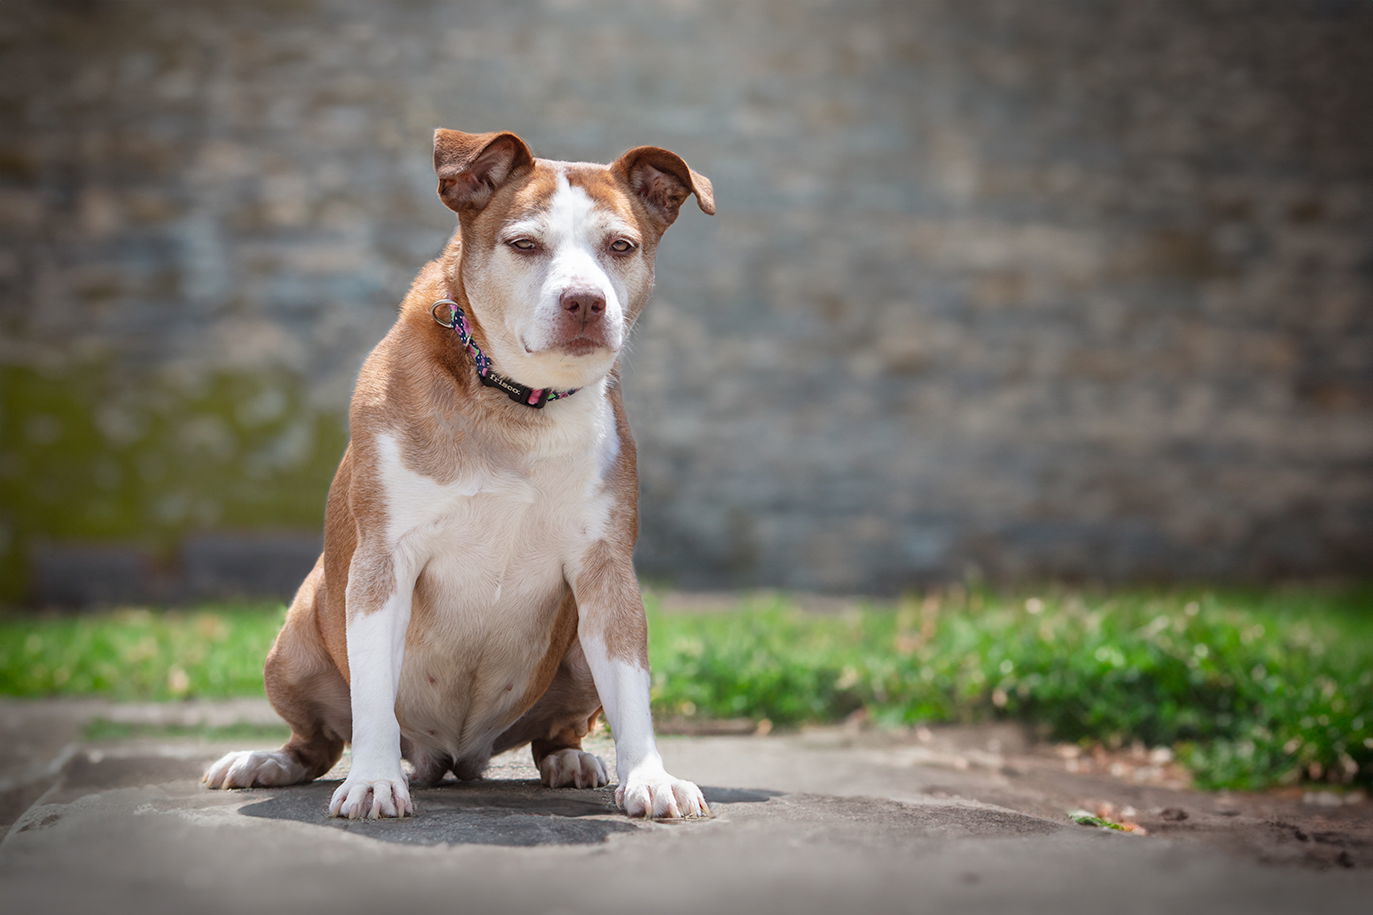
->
[0, 700, 1369, 915]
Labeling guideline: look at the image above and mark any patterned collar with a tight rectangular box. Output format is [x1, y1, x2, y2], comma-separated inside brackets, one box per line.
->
[430, 298, 579, 409]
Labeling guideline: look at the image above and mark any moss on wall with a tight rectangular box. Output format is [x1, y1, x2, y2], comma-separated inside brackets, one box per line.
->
[0, 360, 348, 601]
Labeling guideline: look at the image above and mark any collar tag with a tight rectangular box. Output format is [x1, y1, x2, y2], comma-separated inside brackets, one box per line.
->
[480, 369, 549, 408]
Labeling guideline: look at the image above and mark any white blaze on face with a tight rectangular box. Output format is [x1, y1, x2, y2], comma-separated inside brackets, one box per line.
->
[470, 165, 639, 390]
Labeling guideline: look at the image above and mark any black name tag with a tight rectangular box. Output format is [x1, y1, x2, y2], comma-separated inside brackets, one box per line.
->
[480, 371, 548, 408]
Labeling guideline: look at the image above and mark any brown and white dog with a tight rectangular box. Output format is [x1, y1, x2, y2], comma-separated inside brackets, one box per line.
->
[202, 129, 714, 819]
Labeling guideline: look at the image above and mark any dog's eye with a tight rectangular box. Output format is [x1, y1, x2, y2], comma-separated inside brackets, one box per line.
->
[507, 237, 540, 252]
[608, 238, 637, 255]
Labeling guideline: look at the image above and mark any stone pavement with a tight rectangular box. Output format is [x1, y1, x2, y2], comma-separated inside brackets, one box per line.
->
[1, 699, 1369, 915]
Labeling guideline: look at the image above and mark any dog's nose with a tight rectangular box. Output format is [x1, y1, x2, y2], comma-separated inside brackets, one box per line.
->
[560, 287, 605, 318]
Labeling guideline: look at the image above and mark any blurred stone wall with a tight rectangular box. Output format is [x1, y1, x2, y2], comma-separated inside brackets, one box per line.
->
[1, 0, 1370, 601]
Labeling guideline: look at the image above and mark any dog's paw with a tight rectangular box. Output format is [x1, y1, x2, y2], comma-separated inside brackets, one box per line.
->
[328, 771, 414, 819]
[539, 748, 610, 789]
[615, 768, 710, 819]
[202, 750, 305, 789]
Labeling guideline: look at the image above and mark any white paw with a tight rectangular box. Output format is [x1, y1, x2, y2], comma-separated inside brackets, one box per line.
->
[328, 770, 414, 819]
[615, 768, 710, 819]
[539, 748, 610, 789]
[202, 750, 305, 789]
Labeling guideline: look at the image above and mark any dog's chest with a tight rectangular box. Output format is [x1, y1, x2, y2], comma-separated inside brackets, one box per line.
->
[370, 405, 617, 751]
[376, 422, 613, 602]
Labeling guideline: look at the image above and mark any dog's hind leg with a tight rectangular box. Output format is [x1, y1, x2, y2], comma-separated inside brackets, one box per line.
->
[493, 639, 609, 789]
[531, 712, 608, 789]
[204, 563, 350, 789]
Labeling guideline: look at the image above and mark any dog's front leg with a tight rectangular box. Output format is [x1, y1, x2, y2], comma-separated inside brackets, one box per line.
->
[572, 549, 709, 819]
[328, 542, 416, 819]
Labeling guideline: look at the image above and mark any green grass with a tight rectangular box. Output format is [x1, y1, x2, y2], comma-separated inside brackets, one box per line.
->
[82, 719, 290, 743]
[1068, 810, 1131, 831]
[645, 588, 1373, 791]
[0, 604, 285, 700]
[2, 588, 1370, 791]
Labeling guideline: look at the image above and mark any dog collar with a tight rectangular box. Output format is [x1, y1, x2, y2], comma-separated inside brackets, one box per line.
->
[431, 298, 578, 409]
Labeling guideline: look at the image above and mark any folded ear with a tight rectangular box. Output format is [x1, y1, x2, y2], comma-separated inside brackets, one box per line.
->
[433, 129, 534, 212]
[611, 146, 715, 229]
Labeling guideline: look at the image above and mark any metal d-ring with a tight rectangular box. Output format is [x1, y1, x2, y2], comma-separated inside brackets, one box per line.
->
[431, 298, 460, 328]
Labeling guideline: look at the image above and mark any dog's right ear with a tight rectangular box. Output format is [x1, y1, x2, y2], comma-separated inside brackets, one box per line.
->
[433, 129, 534, 213]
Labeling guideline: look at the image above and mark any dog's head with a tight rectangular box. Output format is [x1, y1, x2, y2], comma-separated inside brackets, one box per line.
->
[433, 129, 714, 391]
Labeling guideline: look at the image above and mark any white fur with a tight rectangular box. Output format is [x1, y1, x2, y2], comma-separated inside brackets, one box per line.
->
[330, 379, 707, 819]
[539, 748, 610, 789]
[326, 390, 620, 817]
[202, 749, 308, 789]
[330, 597, 415, 819]
[464, 165, 646, 390]
[579, 632, 709, 818]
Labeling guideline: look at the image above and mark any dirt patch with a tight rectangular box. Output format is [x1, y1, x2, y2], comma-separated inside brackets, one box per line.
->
[832, 721, 1373, 870]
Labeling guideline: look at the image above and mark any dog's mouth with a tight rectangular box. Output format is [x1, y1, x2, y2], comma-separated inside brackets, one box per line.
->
[522, 336, 615, 358]
[556, 337, 609, 357]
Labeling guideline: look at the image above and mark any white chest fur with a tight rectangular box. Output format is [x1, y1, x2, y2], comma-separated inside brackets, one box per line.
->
[367, 385, 619, 760]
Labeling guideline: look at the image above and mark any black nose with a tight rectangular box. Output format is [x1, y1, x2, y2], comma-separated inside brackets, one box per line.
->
[560, 287, 605, 316]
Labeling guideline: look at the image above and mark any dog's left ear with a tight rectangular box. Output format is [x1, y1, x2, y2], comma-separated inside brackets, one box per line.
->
[612, 146, 715, 229]
[434, 129, 534, 213]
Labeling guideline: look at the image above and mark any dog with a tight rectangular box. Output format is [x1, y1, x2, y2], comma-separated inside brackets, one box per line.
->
[202, 129, 715, 819]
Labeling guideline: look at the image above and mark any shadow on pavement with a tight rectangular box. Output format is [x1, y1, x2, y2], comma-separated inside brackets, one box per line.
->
[240, 779, 781, 847]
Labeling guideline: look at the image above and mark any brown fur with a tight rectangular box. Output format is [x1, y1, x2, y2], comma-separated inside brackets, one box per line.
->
[244, 132, 711, 784]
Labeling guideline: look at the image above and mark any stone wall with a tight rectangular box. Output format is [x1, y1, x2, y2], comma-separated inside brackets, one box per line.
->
[2, 0, 1370, 601]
